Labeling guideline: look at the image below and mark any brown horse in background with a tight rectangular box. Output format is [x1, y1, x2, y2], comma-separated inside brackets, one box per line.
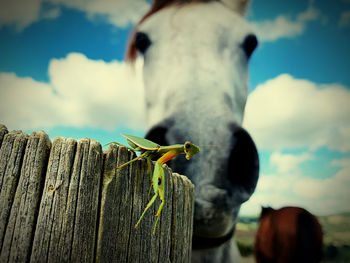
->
[255, 206, 323, 263]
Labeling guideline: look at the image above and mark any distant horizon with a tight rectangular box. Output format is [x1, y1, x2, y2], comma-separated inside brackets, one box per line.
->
[238, 208, 350, 218]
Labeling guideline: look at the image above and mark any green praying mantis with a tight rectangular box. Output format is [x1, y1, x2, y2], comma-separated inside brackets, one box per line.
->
[106, 134, 200, 234]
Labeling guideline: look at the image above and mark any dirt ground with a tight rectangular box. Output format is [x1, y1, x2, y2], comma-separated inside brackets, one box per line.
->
[241, 256, 255, 263]
[241, 255, 348, 263]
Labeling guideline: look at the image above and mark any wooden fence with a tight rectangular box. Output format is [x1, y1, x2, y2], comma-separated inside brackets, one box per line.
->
[0, 124, 194, 263]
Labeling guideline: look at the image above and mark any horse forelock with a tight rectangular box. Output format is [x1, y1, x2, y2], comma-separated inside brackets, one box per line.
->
[126, 0, 179, 62]
[125, 0, 250, 63]
[221, 0, 250, 14]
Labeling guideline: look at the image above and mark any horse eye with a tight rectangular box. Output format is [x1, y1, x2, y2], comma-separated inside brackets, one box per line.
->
[241, 34, 258, 59]
[134, 32, 152, 54]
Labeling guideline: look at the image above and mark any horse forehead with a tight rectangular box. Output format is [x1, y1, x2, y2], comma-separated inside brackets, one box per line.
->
[138, 2, 251, 38]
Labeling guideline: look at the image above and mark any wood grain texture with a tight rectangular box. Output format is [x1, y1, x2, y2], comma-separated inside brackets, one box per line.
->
[0, 124, 195, 263]
[0, 130, 51, 263]
[96, 144, 194, 263]
[0, 124, 8, 148]
[0, 130, 29, 251]
[30, 137, 77, 262]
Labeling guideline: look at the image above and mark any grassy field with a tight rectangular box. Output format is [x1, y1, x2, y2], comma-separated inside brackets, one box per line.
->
[235, 212, 350, 263]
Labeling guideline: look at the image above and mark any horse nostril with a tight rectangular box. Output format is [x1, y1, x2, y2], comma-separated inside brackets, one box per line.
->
[134, 31, 152, 54]
[227, 124, 259, 200]
[242, 34, 258, 59]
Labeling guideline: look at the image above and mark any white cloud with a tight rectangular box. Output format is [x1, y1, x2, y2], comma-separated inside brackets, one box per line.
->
[297, 3, 320, 22]
[42, 6, 61, 20]
[270, 152, 314, 174]
[243, 74, 350, 152]
[252, 15, 303, 42]
[0, 53, 145, 130]
[0, 0, 150, 31]
[251, 4, 321, 42]
[47, 0, 150, 27]
[293, 158, 350, 213]
[0, 0, 44, 31]
[241, 170, 307, 215]
[241, 157, 350, 216]
[339, 10, 350, 27]
[0, 73, 62, 128]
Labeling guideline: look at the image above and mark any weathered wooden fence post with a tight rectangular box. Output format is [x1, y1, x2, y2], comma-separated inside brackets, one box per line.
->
[0, 124, 194, 263]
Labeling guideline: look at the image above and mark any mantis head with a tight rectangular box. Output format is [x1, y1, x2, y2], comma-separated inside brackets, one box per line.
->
[184, 141, 200, 160]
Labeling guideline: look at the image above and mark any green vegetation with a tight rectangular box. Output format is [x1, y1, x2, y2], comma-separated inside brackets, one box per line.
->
[235, 216, 258, 257]
[319, 212, 350, 245]
[236, 240, 254, 257]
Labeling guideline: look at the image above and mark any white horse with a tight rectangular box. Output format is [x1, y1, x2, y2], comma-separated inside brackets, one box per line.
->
[127, 0, 259, 262]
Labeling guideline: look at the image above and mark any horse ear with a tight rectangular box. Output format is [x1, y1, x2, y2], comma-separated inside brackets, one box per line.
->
[260, 206, 273, 218]
[221, 0, 251, 15]
[151, 0, 175, 7]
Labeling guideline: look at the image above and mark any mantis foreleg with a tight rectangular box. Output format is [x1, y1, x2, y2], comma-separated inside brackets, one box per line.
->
[117, 151, 149, 169]
[153, 168, 165, 234]
[135, 160, 164, 233]
[135, 191, 158, 229]
[135, 150, 179, 233]
[147, 158, 153, 200]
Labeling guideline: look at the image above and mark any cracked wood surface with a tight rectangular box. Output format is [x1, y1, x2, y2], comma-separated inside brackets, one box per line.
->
[0, 124, 194, 263]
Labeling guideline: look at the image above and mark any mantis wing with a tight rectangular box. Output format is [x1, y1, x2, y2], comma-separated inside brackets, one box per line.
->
[121, 133, 160, 151]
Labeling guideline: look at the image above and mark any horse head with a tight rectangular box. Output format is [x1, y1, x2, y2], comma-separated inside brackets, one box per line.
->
[127, 0, 259, 260]
[255, 207, 323, 263]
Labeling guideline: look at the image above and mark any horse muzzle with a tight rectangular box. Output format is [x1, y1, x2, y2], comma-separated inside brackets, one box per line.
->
[192, 124, 259, 240]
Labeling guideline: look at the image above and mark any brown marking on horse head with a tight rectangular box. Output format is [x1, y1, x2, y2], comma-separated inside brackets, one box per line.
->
[126, 0, 195, 62]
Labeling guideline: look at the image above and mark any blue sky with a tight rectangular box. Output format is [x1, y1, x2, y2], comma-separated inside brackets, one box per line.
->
[0, 0, 349, 216]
